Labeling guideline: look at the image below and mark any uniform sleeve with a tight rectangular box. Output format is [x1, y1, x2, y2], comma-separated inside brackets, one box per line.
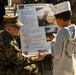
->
[51, 29, 65, 59]
[0, 41, 11, 67]
[0, 38, 37, 68]
[0, 39, 29, 67]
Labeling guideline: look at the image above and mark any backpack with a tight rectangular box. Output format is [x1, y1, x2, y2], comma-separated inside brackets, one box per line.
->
[65, 40, 76, 58]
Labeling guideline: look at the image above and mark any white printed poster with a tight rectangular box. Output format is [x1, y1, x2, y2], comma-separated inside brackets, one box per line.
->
[17, 6, 38, 28]
[17, 4, 56, 56]
[20, 27, 49, 56]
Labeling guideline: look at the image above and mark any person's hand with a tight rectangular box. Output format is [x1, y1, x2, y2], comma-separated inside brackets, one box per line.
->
[53, 33, 57, 38]
[36, 54, 46, 61]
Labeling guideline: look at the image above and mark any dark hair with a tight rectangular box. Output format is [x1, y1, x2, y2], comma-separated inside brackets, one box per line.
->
[55, 11, 72, 21]
[2, 21, 10, 26]
[2, 21, 14, 28]
[2, 21, 9, 28]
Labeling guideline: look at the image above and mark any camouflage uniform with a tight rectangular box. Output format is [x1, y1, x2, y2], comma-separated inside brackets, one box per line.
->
[0, 15, 38, 75]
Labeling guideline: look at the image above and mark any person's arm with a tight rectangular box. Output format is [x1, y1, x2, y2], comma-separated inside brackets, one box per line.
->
[29, 54, 45, 63]
[0, 37, 29, 67]
[51, 29, 65, 59]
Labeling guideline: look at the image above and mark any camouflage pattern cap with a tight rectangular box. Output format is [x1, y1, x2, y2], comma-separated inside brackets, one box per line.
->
[3, 15, 23, 26]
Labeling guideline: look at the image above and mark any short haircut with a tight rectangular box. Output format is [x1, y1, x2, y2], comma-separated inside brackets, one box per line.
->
[2, 21, 12, 29]
[55, 11, 72, 21]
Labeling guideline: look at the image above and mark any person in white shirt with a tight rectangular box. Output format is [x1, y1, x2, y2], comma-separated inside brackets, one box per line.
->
[51, 1, 76, 75]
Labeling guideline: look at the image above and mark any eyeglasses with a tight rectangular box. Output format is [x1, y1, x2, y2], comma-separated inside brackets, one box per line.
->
[9, 26, 21, 29]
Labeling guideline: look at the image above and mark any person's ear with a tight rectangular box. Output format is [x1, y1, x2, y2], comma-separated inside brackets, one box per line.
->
[5, 26, 10, 32]
[59, 18, 64, 22]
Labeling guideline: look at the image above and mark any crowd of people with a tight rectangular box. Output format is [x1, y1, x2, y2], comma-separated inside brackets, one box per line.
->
[0, 0, 76, 75]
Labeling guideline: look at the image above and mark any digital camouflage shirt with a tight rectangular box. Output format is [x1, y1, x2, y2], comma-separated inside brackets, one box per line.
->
[0, 30, 38, 75]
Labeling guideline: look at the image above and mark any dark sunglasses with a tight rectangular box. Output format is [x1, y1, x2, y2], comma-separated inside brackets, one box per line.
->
[10, 26, 21, 29]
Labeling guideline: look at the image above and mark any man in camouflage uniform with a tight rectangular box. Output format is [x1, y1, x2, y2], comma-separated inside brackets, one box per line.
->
[0, 15, 43, 75]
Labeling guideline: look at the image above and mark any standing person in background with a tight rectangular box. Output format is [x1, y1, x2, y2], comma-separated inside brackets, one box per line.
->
[0, 0, 5, 30]
[51, 1, 76, 75]
[2, 0, 8, 6]
[0, 15, 45, 75]
[8, 0, 12, 7]
[70, 0, 76, 24]
[12, 0, 21, 15]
